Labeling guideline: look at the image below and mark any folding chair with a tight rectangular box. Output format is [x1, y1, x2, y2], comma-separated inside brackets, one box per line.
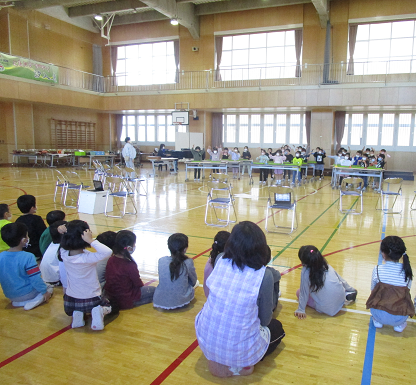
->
[375, 178, 403, 214]
[339, 177, 364, 214]
[124, 167, 147, 196]
[105, 176, 137, 218]
[210, 173, 229, 182]
[62, 171, 90, 208]
[265, 186, 297, 234]
[204, 180, 237, 227]
[53, 169, 68, 203]
[410, 191, 416, 211]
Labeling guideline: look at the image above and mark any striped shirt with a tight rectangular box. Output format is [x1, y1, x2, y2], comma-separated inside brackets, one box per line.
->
[371, 261, 412, 290]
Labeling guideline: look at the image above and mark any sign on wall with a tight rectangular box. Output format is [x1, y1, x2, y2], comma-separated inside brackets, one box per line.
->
[0, 53, 59, 84]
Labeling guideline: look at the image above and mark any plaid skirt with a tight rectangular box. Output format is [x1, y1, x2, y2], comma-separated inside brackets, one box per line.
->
[63, 294, 108, 316]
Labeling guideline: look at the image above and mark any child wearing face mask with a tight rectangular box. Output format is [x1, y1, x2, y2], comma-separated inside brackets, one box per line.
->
[283, 149, 294, 181]
[256, 149, 270, 184]
[207, 146, 223, 173]
[357, 154, 370, 191]
[191, 145, 205, 181]
[230, 147, 240, 178]
[104, 230, 155, 310]
[0, 204, 13, 252]
[241, 146, 251, 176]
[312, 148, 326, 180]
[292, 151, 303, 185]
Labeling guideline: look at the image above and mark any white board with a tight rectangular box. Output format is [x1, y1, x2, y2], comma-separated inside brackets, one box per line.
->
[175, 132, 204, 151]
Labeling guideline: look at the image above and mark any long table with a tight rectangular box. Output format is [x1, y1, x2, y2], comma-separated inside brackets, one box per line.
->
[249, 162, 306, 185]
[149, 158, 179, 177]
[12, 153, 73, 167]
[184, 161, 228, 181]
[73, 154, 117, 169]
[331, 166, 384, 189]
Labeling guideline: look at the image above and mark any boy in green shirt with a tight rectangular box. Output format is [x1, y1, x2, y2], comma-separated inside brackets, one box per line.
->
[0, 204, 12, 252]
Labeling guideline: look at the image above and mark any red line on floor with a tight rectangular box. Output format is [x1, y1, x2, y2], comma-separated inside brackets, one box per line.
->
[0, 325, 71, 369]
[149, 339, 200, 385]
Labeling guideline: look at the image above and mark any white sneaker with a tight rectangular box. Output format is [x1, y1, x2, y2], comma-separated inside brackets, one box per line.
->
[394, 322, 407, 333]
[23, 293, 45, 311]
[12, 300, 27, 307]
[91, 305, 105, 331]
[373, 319, 383, 329]
[72, 311, 85, 328]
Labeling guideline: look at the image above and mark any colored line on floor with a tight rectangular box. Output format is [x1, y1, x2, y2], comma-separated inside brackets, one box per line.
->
[0, 325, 72, 369]
[361, 205, 389, 385]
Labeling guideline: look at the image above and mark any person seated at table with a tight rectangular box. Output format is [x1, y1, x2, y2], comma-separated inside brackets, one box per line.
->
[158, 144, 178, 173]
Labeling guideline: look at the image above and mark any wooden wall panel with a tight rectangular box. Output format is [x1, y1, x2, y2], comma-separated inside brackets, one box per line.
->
[0, 11, 10, 54]
[110, 20, 178, 43]
[348, 0, 416, 19]
[8, 12, 29, 57]
[14, 102, 34, 148]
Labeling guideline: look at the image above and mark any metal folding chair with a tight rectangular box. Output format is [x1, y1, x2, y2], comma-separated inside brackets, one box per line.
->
[375, 178, 403, 214]
[339, 177, 364, 214]
[124, 167, 147, 196]
[410, 191, 416, 211]
[204, 180, 237, 227]
[265, 186, 297, 234]
[53, 169, 68, 203]
[105, 176, 137, 218]
[63, 171, 89, 208]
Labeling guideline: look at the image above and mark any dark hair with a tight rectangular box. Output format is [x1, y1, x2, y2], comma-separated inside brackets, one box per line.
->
[380, 236, 413, 282]
[195, 146, 201, 151]
[380, 149, 386, 152]
[261, 148, 266, 153]
[378, 154, 385, 159]
[17, 195, 36, 214]
[298, 245, 328, 292]
[125, 137, 131, 143]
[46, 210, 66, 225]
[0, 204, 10, 219]
[96, 231, 117, 250]
[159, 143, 165, 150]
[168, 233, 189, 281]
[60, 220, 90, 251]
[50, 220, 67, 244]
[210, 231, 231, 267]
[224, 147, 228, 151]
[357, 150, 362, 155]
[113, 230, 136, 263]
[223, 221, 270, 271]
[1, 222, 28, 248]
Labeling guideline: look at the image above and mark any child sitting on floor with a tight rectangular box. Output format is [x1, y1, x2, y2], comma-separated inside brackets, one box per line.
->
[366, 236, 414, 332]
[203, 231, 231, 297]
[15, 195, 46, 261]
[39, 210, 66, 255]
[153, 233, 198, 310]
[60, 220, 113, 330]
[105, 230, 155, 310]
[0, 204, 13, 252]
[0, 222, 53, 310]
[295, 245, 357, 319]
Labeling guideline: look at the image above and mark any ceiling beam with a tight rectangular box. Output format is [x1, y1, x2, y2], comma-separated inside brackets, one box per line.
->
[311, 0, 329, 28]
[15, 0, 95, 10]
[68, 0, 149, 18]
[195, 0, 310, 16]
[112, 9, 168, 25]
[140, 0, 200, 39]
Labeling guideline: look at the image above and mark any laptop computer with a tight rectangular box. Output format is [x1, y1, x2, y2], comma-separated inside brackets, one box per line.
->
[274, 192, 292, 208]
[89, 180, 104, 192]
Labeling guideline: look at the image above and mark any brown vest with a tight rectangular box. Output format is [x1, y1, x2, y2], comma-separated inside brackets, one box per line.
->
[366, 266, 415, 317]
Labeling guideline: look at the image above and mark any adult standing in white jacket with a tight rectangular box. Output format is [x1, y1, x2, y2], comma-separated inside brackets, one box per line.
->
[122, 137, 136, 177]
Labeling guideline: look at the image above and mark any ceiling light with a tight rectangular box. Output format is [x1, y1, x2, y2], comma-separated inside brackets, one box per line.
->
[170, 18, 179, 26]
[94, 15, 103, 21]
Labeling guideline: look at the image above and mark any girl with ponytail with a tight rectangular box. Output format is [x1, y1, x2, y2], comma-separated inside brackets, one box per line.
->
[203, 231, 230, 297]
[104, 230, 155, 310]
[153, 233, 198, 310]
[295, 245, 357, 319]
[366, 236, 414, 332]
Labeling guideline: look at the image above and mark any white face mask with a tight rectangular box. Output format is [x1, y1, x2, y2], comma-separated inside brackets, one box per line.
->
[261, 152, 265, 156]
[345, 156, 349, 159]
[24, 238, 30, 248]
[128, 246, 136, 254]
[6, 212, 12, 220]
[213, 150, 218, 154]
[302, 152, 306, 155]
[244, 149, 248, 152]
[362, 157, 367, 160]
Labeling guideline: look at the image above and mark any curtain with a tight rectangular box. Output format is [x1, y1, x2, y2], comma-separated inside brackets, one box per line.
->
[215, 36, 223, 81]
[212, 112, 223, 147]
[110, 46, 118, 86]
[295, 29, 303, 78]
[334, 111, 346, 152]
[347, 24, 358, 75]
[174, 40, 180, 83]
[305, 111, 311, 147]
[116, 114, 123, 149]
[93, 44, 103, 92]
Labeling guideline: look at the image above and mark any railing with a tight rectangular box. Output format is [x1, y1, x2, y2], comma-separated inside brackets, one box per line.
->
[2, 51, 415, 93]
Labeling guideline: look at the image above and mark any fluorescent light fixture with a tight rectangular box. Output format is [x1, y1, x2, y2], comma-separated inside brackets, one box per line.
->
[170, 18, 179, 26]
[94, 15, 103, 21]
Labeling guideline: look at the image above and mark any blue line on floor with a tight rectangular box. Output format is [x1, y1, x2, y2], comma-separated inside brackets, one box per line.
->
[361, 213, 387, 385]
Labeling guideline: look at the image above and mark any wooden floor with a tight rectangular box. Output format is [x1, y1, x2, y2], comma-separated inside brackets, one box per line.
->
[0, 164, 415, 385]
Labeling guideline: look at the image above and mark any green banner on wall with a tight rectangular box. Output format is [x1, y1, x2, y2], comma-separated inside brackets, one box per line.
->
[0, 52, 59, 84]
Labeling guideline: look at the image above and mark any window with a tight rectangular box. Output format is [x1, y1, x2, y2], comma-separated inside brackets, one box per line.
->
[342, 112, 416, 150]
[223, 113, 308, 146]
[220, 29, 301, 80]
[116, 41, 177, 86]
[349, 20, 416, 74]
[121, 114, 184, 144]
